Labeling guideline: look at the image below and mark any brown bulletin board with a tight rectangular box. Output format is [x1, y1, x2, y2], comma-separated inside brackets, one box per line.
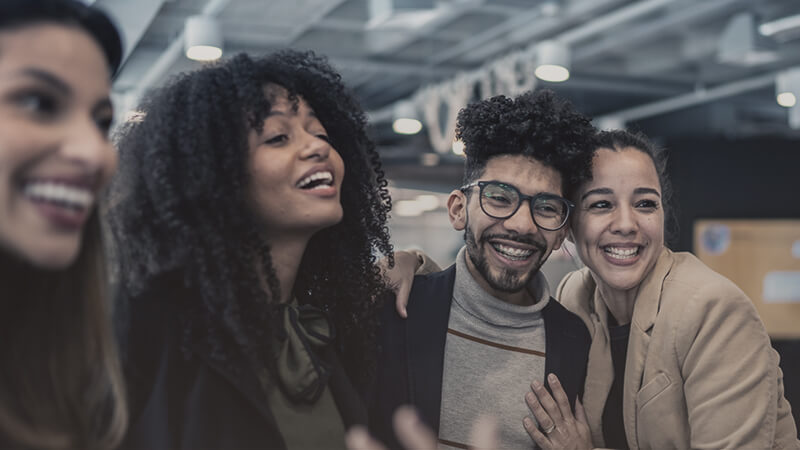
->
[694, 219, 800, 338]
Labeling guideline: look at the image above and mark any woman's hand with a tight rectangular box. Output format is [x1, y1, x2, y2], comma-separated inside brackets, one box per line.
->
[346, 406, 497, 450]
[524, 373, 593, 450]
[379, 251, 422, 318]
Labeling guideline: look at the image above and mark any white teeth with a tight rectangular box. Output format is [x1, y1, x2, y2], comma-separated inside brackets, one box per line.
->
[23, 182, 93, 209]
[604, 246, 639, 259]
[297, 171, 333, 189]
[492, 243, 534, 260]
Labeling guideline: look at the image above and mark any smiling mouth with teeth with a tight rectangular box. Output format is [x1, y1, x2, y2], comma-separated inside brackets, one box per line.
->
[297, 171, 334, 190]
[603, 246, 640, 260]
[23, 181, 94, 211]
[491, 242, 535, 261]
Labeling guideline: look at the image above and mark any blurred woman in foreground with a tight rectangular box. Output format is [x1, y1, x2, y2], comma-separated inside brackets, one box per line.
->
[0, 1, 127, 448]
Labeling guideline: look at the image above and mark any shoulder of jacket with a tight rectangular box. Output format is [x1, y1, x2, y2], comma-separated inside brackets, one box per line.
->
[556, 268, 594, 309]
[663, 252, 747, 301]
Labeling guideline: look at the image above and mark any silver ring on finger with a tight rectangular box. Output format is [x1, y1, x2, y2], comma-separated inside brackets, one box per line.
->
[543, 424, 556, 434]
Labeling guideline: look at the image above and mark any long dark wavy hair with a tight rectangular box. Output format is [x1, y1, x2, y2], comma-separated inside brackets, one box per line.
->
[0, 1, 126, 449]
[109, 50, 393, 387]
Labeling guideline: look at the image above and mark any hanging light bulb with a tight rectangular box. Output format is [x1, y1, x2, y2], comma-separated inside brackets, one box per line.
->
[535, 40, 570, 83]
[185, 15, 223, 62]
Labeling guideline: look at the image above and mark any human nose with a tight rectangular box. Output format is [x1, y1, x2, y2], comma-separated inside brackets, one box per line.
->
[502, 199, 540, 235]
[610, 204, 637, 235]
[299, 132, 332, 160]
[61, 116, 117, 181]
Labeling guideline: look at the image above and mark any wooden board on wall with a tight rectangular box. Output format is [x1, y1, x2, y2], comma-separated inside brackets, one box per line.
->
[694, 219, 800, 339]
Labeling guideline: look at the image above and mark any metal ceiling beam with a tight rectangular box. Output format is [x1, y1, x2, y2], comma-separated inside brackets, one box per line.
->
[573, 0, 745, 62]
[364, 0, 487, 55]
[286, 0, 350, 42]
[427, 0, 625, 65]
[597, 72, 777, 123]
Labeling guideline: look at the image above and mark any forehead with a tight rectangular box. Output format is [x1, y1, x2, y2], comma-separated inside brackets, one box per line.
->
[262, 83, 314, 114]
[590, 147, 660, 189]
[481, 154, 563, 195]
[0, 23, 110, 93]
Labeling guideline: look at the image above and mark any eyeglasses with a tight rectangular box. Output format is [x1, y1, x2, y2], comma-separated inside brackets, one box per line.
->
[461, 180, 574, 231]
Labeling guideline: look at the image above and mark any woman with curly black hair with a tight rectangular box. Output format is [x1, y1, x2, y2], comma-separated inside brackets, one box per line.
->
[109, 50, 393, 449]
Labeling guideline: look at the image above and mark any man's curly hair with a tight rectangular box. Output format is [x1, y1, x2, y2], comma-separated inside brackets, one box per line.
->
[456, 90, 597, 199]
[108, 50, 392, 386]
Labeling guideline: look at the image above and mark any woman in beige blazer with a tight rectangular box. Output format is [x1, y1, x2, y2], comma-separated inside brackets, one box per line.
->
[524, 130, 798, 450]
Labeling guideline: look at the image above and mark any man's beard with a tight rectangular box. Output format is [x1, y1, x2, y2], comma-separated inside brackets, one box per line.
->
[464, 226, 548, 293]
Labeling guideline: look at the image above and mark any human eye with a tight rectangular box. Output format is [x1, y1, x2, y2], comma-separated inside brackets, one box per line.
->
[483, 185, 514, 205]
[534, 202, 560, 217]
[635, 199, 659, 210]
[485, 191, 512, 204]
[587, 200, 612, 210]
[263, 134, 288, 145]
[316, 133, 331, 143]
[12, 90, 59, 118]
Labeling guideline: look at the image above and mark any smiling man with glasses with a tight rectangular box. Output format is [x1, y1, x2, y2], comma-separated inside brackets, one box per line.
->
[370, 90, 598, 449]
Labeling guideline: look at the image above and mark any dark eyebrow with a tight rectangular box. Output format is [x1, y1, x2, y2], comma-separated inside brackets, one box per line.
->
[14, 68, 72, 96]
[634, 187, 661, 197]
[580, 187, 613, 201]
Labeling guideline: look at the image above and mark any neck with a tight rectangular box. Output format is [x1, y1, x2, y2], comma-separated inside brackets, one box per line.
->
[262, 234, 311, 304]
[597, 283, 637, 326]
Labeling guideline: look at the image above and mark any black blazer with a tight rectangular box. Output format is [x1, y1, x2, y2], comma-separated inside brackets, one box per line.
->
[368, 265, 591, 449]
[121, 272, 365, 450]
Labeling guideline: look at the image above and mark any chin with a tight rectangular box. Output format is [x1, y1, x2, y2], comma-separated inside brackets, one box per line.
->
[604, 274, 645, 293]
[22, 239, 82, 270]
[312, 210, 344, 232]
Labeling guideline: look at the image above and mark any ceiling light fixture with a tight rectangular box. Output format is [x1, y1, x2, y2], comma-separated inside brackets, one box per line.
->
[759, 14, 800, 37]
[185, 15, 223, 61]
[392, 101, 423, 135]
[776, 68, 800, 108]
[535, 40, 570, 83]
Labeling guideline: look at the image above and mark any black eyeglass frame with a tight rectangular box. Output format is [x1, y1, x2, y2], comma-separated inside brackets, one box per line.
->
[460, 180, 575, 231]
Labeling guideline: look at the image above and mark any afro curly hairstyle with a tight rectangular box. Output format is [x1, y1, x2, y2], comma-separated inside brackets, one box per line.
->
[108, 50, 393, 389]
[456, 89, 597, 200]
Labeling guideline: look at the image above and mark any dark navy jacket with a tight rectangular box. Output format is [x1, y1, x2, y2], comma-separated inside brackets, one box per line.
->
[368, 265, 591, 449]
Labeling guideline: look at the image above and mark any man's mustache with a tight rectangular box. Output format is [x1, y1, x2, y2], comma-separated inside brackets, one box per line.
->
[479, 233, 547, 252]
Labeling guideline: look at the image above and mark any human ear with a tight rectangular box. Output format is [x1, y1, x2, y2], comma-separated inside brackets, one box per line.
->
[447, 189, 467, 231]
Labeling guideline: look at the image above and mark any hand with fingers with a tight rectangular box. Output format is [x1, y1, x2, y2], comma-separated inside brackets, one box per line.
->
[524, 373, 593, 450]
[379, 251, 421, 318]
[346, 406, 498, 450]
[382, 250, 442, 318]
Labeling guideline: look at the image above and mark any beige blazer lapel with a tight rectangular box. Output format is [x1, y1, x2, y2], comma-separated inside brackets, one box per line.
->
[584, 288, 614, 446]
[622, 249, 673, 449]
